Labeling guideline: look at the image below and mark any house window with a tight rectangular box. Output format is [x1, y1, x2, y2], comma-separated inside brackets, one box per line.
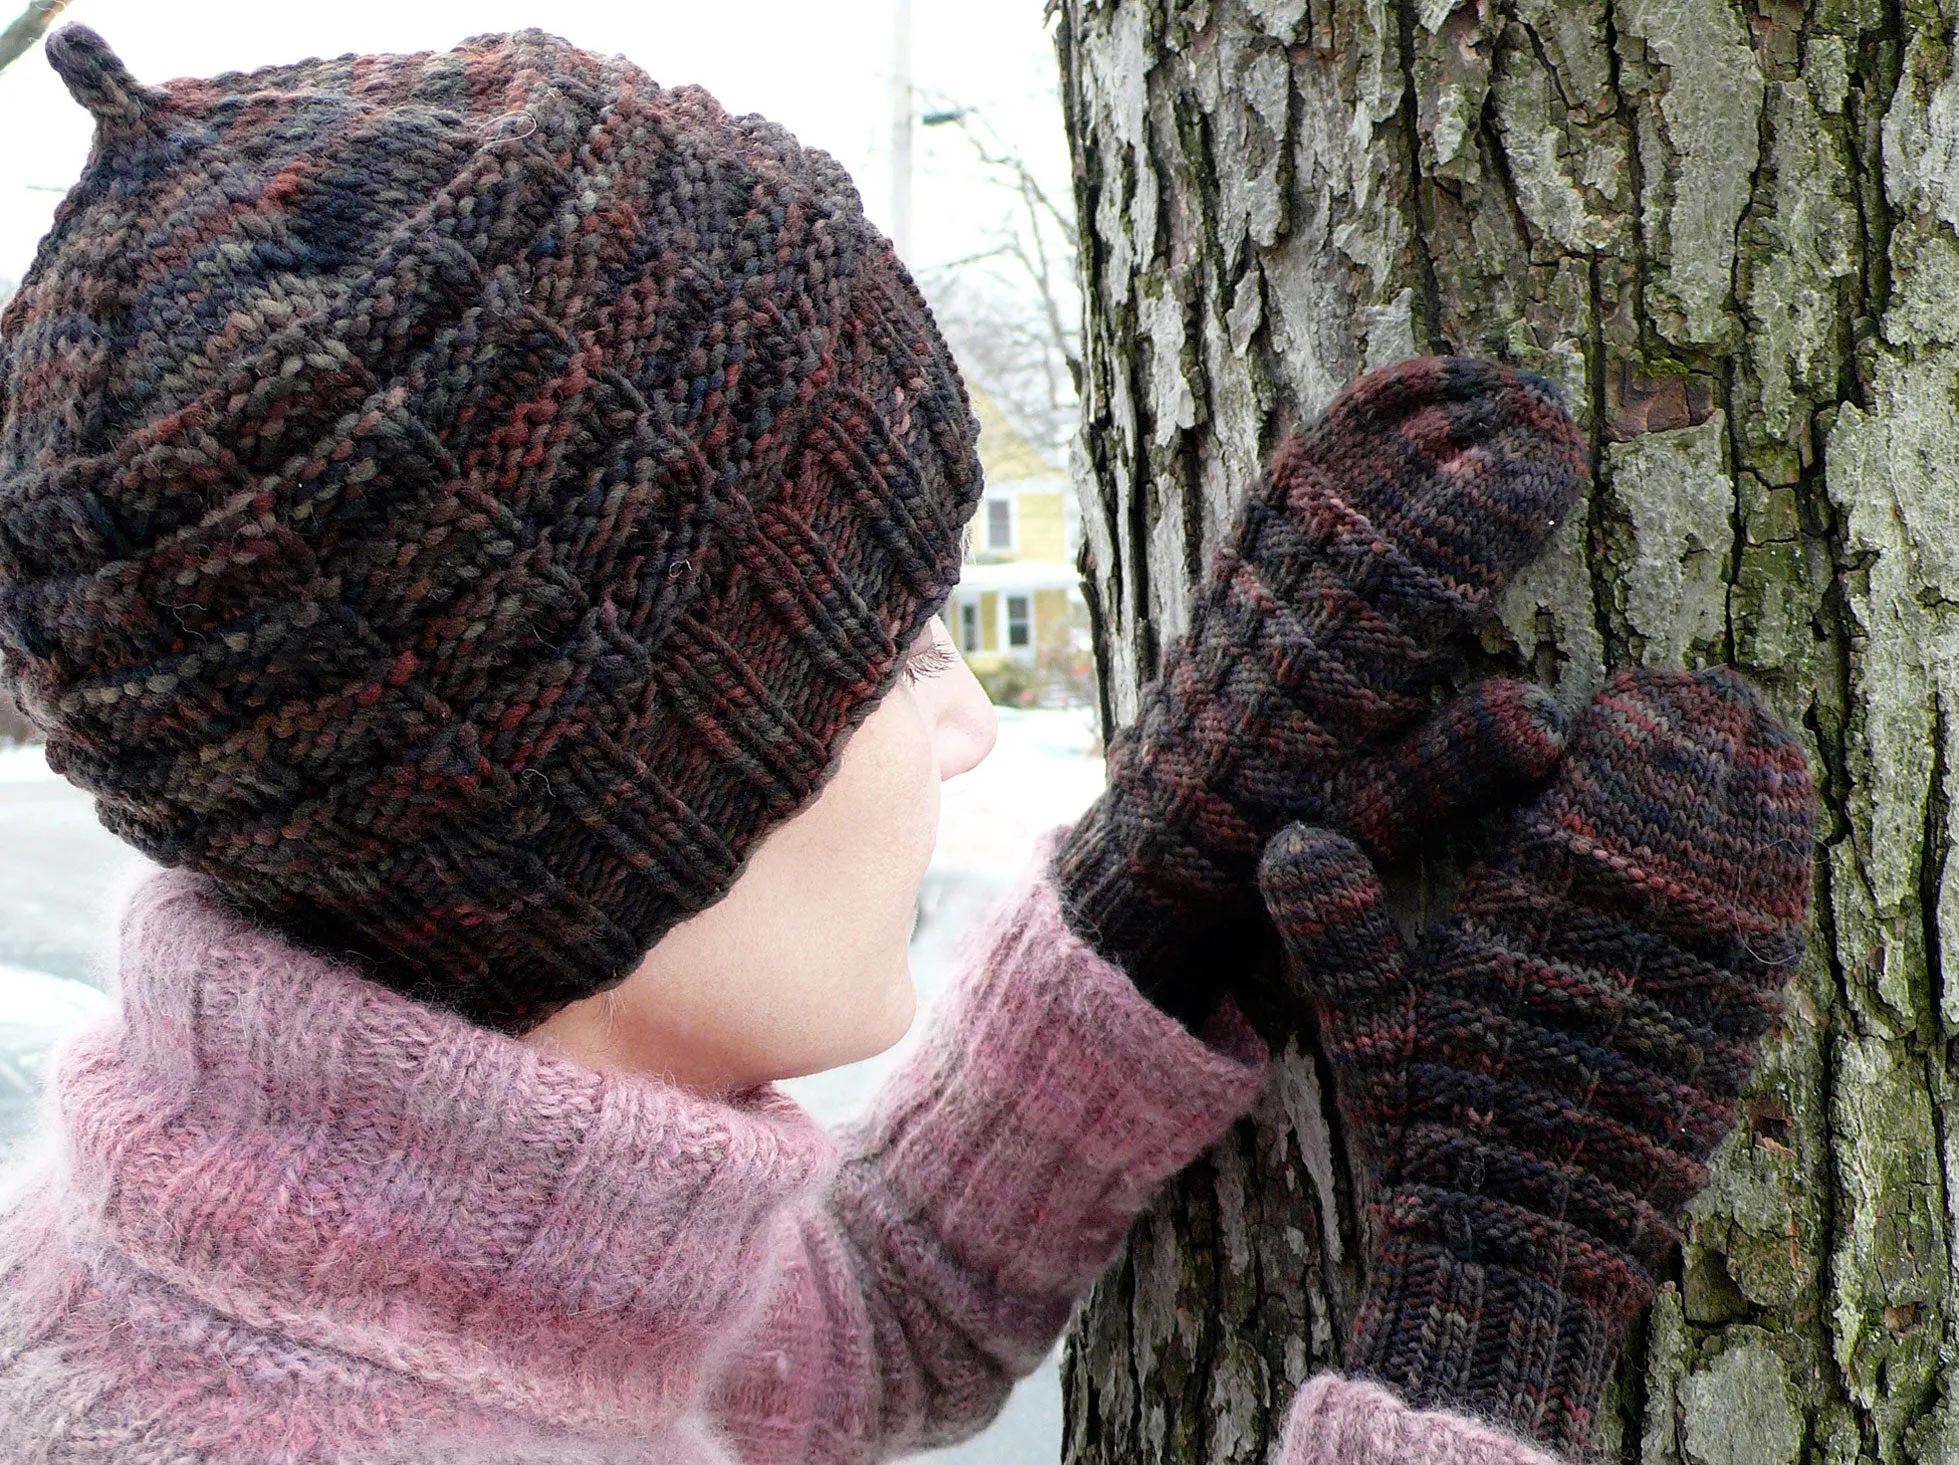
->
[985, 498, 1014, 551]
[1006, 594, 1032, 649]
[959, 600, 981, 653]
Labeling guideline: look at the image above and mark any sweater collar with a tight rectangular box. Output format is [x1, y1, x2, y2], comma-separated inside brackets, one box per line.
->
[56, 866, 834, 1432]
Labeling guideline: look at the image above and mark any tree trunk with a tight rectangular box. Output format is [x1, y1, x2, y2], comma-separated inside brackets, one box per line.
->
[1054, 0, 1959, 1460]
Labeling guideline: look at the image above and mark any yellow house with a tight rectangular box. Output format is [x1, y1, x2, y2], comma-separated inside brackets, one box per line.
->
[943, 390, 1086, 688]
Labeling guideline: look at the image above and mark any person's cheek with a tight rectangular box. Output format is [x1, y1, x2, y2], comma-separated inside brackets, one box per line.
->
[861, 691, 935, 1052]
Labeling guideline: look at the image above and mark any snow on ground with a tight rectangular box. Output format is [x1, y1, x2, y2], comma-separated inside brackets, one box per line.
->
[0, 961, 111, 1028]
[0, 709, 1107, 1462]
[0, 963, 112, 1150]
[0, 741, 58, 784]
[932, 703, 1105, 873]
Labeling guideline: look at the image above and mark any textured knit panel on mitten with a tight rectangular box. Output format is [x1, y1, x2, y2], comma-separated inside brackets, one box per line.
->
[1333, 670, 1814, 1451]
[0, 26, 980, 1030]
[1054, 356, 1586, 1007]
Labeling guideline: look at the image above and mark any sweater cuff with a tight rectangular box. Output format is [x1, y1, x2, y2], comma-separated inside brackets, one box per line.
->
[1283, 1376, 1567, 1465]
[853, 829, 1270, 1299]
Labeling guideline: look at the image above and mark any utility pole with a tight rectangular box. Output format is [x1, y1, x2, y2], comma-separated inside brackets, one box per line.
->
[889, 0, 913, 259]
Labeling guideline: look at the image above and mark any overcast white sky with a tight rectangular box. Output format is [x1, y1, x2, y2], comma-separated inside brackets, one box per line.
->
[0, 0, 1070, 291]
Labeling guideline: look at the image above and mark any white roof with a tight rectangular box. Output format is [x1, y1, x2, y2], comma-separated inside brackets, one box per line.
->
[983, 473, 1070, 496]
[952, 560, 1082, 593]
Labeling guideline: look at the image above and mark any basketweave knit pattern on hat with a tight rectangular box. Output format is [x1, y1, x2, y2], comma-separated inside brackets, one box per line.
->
[1258, 668, 1816, 1452]
[0, 25, 981, 1031]
[1053, 356, 1588, 1020]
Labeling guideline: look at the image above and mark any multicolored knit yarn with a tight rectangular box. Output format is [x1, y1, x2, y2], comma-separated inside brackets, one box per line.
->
[0, 26, 980, 1030]
[1259, 668, 1816, 1452]
[1053, 356, 1588, 1019]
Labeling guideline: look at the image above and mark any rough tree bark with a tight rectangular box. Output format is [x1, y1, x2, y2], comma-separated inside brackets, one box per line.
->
[1054, 0, 1959, 1460]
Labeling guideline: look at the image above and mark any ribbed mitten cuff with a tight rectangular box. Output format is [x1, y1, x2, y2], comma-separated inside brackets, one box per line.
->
[1351, 1220, 1636, 1454]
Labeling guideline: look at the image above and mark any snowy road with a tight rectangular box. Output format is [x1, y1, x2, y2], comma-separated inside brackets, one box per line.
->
[0, 707, 1106, 1462]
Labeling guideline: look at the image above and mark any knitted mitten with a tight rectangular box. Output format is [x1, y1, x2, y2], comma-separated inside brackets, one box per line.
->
[1258, 669, 1816, 1452]
[1054, 355, 1588, 1020]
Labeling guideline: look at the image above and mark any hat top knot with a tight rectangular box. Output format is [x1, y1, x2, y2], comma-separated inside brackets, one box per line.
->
[46, 24, 161, 131]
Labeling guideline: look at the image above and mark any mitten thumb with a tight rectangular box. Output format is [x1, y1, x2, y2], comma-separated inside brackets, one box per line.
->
[1337, 678, 1569, 865]
[1257, 824, 1408, 1005]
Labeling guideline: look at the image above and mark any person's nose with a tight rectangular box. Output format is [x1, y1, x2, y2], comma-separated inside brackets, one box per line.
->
[928, 654, 997, 780]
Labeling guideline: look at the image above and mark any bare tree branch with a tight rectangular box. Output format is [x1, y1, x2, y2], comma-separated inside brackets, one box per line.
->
[931, 244, 1019, 273]
[915, 88, 1083, 452]
[921, 95, 1078, 251]
[0, 0, 76, 78]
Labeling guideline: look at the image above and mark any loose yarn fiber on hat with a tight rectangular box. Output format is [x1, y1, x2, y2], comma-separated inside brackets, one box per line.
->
[0, 26, 981, 1030]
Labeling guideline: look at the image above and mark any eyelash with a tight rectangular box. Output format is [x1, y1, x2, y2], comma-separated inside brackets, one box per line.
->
[901, 643, 961, 684]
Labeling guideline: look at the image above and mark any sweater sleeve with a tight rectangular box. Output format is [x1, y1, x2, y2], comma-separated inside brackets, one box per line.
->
[1280, 1376, 1567, 1465]
[702, 841, 1270, 1463]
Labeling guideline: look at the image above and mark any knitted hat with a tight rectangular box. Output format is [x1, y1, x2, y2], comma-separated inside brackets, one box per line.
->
[0, 27, 981, 1031]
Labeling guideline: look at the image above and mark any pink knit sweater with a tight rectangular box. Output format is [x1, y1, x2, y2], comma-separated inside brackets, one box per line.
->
[0, 854, 1559, 1464]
